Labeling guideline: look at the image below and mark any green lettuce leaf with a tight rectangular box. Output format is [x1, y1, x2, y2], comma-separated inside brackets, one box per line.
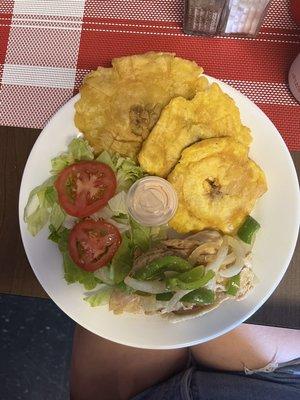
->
[110, 234, 133, 284]
[26, 207, 50, 236]
[24, 176, 57, 236]
[96, 151, 116, 170]
[63, 251, 100, 290]
[84, 286, 112, 307]
[50, 153, 74, 175]
[44, 186, 58, 207]
[130, 218, 152, 252]
[69, 137, 94, 161]
[25, 138, 94, 236]
[129, 218, 168, 252]
[49, 226, 101, 290]
[48, 224, 62, 243]
[108, 191, 128, 216]
[50, 138, 94, 174]
[49, 203, 66, 231]
[117, 158, 145, 191]
[96, 150, 145, 192]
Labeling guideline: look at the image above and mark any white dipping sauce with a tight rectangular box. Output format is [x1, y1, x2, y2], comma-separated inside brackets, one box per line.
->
[126, 176, 178, 226]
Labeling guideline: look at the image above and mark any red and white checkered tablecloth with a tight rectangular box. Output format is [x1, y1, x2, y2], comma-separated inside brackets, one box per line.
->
[0, 0, 299, 150]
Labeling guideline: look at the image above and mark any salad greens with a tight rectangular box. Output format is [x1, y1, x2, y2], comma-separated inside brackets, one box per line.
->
[48, 225, 101, 290]
[130, 218, 153, 252]
[109, 234, 133, 284]
[50, 137, 94, 174]
[24, 176, 56, 236]
[129, 218, 168, 253]
[84, 286, 112, 307]
[24, 138, 94, 236]
[96, 150, 145, 191]
[24, 138, 145, 237]
[49, 203, 66, 231]
[26, 137, 164, 294]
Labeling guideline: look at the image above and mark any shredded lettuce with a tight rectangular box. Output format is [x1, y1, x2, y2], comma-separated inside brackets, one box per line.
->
[110, 233, 133, 284]
[49, 226, 101, 290]
[96, 151, 145, 192]
[149, 225, 168, 242]
[44, 186, 58, 207]
[24, 176, 57, 236]
[24, 138, 95, 236]
[130, 218, 151, 252]
[26, 207, 50, 237]
[96, 150, 116, 170]
[116, 158, 145, 191]
[24, 138, 173, 304]
[68, 137, 94, 161]
[48, 224, 63, 244]
[50, 138, 94, 174]
[108, 191, 128, 216]
[129, 218, 168, 252]
[50, 153, 73, 175]
[63, 252, 100, 290]
[49, 203, 66, 231]
[84, 285, 112, 307]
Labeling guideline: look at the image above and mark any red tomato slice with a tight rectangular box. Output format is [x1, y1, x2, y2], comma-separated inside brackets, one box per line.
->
[68, 219, 122, 271]
[55, 161, 116, 218]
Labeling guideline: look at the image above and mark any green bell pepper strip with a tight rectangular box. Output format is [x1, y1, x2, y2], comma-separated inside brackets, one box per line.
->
[156, 292, 174, 301]
[237, 215, 260, 244]
[181, 287, 215, 305]
[226, 274, 240, 296]
[166, 269, 215, 291]
[134, 256, 192, 281]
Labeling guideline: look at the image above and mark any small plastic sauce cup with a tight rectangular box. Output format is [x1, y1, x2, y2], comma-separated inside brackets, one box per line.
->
[126, 176, 178, 226]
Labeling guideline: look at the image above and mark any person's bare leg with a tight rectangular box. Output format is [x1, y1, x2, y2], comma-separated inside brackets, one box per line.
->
[70, 325, 189, 400]
[191, 323, 300, 372]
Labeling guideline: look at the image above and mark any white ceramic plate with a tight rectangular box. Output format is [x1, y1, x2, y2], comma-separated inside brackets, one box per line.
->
[19, 77, 300, 349]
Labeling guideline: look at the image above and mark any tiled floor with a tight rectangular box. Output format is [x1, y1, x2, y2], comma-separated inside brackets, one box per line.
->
[0, 295, 74, 400]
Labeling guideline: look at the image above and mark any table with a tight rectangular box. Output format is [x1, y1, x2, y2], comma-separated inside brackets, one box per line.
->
[0, 125, 299, 329]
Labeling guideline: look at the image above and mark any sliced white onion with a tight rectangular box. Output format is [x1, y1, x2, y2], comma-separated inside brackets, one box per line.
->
[219, 236, 246, 278]
[164, 290, 193, 313]
[206, 237, 228, 272]
[124, 276, 166, 294]
[204, 276, 217, 291]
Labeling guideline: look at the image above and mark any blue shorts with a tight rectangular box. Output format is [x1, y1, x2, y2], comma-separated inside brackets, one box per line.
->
[132, 358, 300, 400]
